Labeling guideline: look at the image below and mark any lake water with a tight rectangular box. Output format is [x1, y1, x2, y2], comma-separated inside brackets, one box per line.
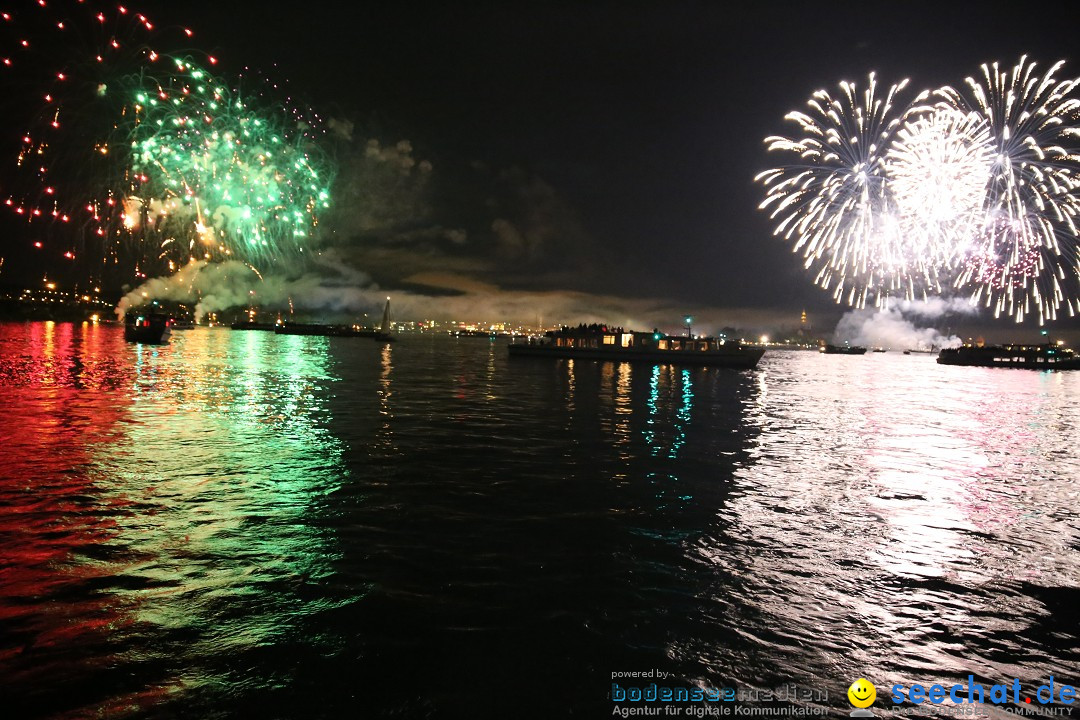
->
[1, 322, 1078, 718]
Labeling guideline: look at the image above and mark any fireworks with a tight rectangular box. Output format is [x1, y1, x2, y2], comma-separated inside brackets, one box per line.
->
[939, 56, 1080, 322]
[886, 107, 995, 280]
[757, 74, 910, 309]
[758, 56, 1080, 323]
[120, 57, 331, 268]
[1, 0, 333, 282]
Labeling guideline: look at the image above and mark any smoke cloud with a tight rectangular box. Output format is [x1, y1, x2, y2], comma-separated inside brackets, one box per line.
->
[833, 297, 978, 350]
[114, 257, 779, 336]
[116, 255, 378, 322]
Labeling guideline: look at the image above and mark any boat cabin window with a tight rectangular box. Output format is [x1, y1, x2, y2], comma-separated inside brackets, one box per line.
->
[603, 335, 615, 345]
[658, 340, 668, 350]
[670, 340, 682, 350]
[621, 334, 633, 348]
[699, 342, 708, 351]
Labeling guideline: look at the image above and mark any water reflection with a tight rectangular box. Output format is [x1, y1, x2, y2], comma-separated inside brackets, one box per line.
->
[0, 324, 350, 717]
[7, 329, 1078, 716]
[685, 351, 1080, 703]
[642, 366, 694, 459]
[551, 359, 759, 535]
[374, 342, 396, 457]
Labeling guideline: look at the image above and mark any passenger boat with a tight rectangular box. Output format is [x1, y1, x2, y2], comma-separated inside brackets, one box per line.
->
[820, 344, 867, 355]
[507, 326, 764, 368]
[124, 312, 173, 344]
[937, 343, 1080, 370]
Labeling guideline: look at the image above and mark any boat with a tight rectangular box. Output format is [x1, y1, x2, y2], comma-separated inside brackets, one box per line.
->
[451, 329, 503, 338]
[275, 323, 390, 339]
[231, 321, 280, 331]
[124, 312, 173, 344]
[937, 343, 1080, 370]
[274, 322, 352, 336]
[507, 326, 764, 368]
[820, 344, 867, 355]
[375, 298, 395, 342]
[274, 299, 395, 342]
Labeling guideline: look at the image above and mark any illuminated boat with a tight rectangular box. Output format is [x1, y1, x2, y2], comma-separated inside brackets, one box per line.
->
[820, 344, 867, 355]
[507, 326, 764, 368]
[124, 312, 173, 344]
[937, 343, 1080, 370]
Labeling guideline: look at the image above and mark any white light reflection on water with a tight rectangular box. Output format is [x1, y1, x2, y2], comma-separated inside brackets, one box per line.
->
[5, 328, 1080, 717]
[685, 351, 1080, 707]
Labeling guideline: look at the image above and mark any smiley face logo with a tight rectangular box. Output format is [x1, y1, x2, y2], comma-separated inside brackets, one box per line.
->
[847, 678, 876, 708]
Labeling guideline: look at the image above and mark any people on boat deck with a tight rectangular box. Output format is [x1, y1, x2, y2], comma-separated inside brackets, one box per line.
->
[550, 323, 626, 336]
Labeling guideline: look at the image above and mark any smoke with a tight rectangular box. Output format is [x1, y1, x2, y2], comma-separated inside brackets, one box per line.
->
[114, 257, 780, 336]
[328, 117, 354, 142]
[487, 168, 590, 266]
[833, 297, 978, 350]
[330, 138, 434, 237]
[115, 255, 379, 322]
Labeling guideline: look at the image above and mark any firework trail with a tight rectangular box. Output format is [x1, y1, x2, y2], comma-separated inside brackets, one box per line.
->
[759, 56, 1080, 324]
[1, 0, 333, 285]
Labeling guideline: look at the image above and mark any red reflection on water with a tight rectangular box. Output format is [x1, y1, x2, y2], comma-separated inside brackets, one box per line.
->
[0, 322, 143, 709]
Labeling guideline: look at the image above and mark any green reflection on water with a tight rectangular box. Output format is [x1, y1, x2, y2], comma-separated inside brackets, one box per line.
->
[93, 329, 356, 682]
[644, 365, 694, 460]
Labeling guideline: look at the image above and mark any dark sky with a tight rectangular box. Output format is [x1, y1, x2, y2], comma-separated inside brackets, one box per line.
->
[6, 0, 1080, 336]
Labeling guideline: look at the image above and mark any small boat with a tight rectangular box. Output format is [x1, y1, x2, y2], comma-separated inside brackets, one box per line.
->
[937, 343, 1080, 370]
[872, 348, 887, 353]
[124, 312, 173, 344]
[508, 326, 764, 369]
[820, 344, 867, 355]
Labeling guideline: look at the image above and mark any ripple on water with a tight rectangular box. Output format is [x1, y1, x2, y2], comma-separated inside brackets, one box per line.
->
[1, 327, 1079, 716]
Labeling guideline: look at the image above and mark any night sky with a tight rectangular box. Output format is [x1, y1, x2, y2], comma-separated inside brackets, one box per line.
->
[6, 0, 1080, 337]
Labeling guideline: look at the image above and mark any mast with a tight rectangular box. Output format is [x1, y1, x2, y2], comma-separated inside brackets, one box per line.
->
[380, 297, 391, 335]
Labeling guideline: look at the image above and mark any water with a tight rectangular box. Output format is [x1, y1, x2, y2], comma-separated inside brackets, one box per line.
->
[1, 322, 1078, 718]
